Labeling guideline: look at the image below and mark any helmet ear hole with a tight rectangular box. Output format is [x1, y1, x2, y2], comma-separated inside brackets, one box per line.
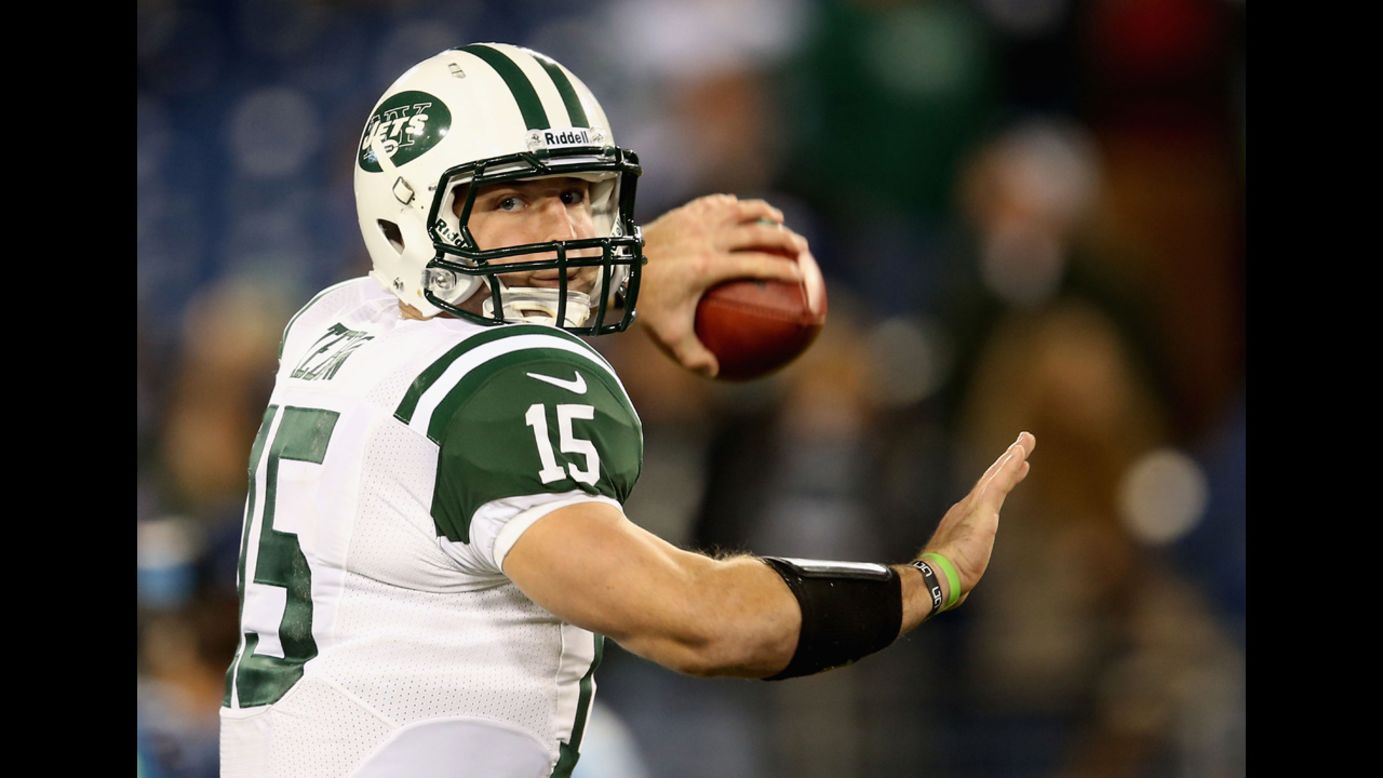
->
[377, 220, 405, 253]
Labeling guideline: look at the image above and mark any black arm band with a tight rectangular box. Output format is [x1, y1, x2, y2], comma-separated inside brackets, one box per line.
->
[760, 556, 902, 681]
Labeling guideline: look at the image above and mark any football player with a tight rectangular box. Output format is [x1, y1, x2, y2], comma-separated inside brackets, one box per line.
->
[219, 43, 1035, 778]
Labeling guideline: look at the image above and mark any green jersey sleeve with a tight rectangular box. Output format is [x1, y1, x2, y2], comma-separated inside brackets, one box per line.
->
[425, 347, 644, 545]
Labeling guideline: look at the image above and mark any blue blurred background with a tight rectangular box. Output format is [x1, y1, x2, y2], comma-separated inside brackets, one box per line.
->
[136, 1, 1245, 776]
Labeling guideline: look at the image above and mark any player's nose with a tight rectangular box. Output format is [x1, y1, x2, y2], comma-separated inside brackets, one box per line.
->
[534, 196, 594, 243]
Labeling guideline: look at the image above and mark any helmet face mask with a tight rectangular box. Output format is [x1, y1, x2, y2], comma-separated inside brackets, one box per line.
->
[426, 145, 645, 334]
[354, 44, 646, 335]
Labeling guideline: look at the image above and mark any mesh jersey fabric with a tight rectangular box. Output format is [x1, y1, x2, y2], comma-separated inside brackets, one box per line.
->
[220, 277, 643, 778]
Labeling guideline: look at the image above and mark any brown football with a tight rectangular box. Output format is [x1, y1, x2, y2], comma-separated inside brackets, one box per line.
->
[694, 250, 828, 381]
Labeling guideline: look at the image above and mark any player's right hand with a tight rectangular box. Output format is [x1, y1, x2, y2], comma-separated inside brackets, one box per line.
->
[918, 431, 1036, 608]
[637, 194, 809, 377]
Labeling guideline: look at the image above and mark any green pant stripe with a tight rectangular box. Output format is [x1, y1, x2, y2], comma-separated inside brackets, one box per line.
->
[532, 55, 589, 128]
[458, 44, 550, 130]
[550, 634, 604, 778]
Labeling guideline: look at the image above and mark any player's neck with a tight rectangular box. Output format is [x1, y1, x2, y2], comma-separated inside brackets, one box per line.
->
[399, 302, 459, 321]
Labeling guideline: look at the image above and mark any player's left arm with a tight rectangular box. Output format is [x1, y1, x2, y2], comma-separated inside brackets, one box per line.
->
[502, 433, 1035, 678]
[502, 499, 803, 678]
[636, 194, 821, 377]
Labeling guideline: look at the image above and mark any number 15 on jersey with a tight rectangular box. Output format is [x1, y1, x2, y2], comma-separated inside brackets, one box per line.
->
[224, 404, 339, 709]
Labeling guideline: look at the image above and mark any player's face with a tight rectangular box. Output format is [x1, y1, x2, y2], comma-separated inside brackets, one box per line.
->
[454, 177, 601, 296]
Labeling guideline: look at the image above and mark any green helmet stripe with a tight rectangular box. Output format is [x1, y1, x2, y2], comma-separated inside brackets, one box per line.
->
[458, 44, 550, 130]
[531, 53, 589, 128]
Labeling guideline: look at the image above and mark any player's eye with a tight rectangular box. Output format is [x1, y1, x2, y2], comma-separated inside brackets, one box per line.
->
[560, 188, 586, 206]
[497, 195, 524, 212]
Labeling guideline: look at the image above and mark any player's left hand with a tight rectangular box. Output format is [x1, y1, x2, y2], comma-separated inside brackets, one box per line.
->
[636, 194, 818, 377]
[919, 432, 1037, 609]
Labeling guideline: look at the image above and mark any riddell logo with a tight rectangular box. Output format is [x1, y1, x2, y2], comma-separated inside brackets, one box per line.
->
[434, 218, 464, 246]
[545, 129, 590, 146]
[358, 90, 452, 173]
[529, 127, 601, 151]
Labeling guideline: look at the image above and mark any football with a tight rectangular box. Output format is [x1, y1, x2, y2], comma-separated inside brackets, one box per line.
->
[694, 249, 828, 381]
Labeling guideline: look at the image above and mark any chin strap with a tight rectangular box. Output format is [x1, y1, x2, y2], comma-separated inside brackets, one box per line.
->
[482, 285, 593, 328]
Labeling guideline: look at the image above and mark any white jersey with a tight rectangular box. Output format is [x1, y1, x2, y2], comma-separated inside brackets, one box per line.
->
[220, 278, 644, 778]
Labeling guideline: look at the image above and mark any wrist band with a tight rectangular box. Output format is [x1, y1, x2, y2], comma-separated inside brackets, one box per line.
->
[919, 552, 961, 610]
[909, 560, 944, 620]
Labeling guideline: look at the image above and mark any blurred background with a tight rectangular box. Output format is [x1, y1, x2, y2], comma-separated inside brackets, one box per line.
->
[136, 1, 1245, 776]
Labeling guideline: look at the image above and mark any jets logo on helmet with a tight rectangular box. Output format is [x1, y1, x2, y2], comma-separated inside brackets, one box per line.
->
[358, 91, 452, 172]
[353, 43, 645, 334]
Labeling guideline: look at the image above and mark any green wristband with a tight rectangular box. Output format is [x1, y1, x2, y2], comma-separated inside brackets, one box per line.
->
[919, 553, 961, 610]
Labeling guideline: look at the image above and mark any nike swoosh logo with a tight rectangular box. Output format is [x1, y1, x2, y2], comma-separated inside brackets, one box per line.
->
[526, 370, 588, 394]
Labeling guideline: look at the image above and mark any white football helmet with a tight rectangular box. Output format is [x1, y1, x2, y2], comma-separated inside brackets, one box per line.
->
[354, 43, 644, 333]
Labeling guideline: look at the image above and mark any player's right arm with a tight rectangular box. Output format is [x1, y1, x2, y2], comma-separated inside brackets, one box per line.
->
[503, 433, 1036, 678]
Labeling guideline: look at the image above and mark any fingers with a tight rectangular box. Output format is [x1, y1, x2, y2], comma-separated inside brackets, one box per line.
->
[661, 192, 814, 292]
[797, 249, 825, 316]
[972, 440, 1015, 492]
[994, 451, 1031, 493]
[974, 432, 1036, 514]
[707, 251, 804, 285]
[973, 432, 1035, 490]
[710, 219, 812, 289]
[722, 222, 807, 255]
[729, 198, 785, 225]
[1016, 431, 1036, 456]
[685, 193, 787, 226]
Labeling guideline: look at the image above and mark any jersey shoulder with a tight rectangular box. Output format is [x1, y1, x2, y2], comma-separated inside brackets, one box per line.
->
[276, 278, 479, 395]
[393, 322, 637, 442]
[278, 277, 388, 360]
[395, 323, 643, 544]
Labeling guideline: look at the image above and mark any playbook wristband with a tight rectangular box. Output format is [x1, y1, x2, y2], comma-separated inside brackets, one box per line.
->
[918, 552, 961, 610]
[760, 557, 903, 681]
[909, 560, 945, 620]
